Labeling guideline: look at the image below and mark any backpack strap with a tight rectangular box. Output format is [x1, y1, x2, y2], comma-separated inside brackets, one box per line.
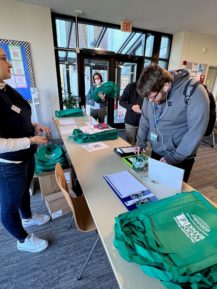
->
[183, 79, 200, 104]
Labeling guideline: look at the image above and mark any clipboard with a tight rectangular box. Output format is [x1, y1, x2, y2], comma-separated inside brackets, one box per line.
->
[103, 170, 157, 211]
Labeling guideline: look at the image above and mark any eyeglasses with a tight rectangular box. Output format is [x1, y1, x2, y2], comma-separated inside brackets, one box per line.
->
[0, 56, 11, 64]
[147, 84, 165, 101]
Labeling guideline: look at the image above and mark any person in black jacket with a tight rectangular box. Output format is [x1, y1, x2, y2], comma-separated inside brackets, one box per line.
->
[0, 48, 51, 253]
[119, 82, 143, 145]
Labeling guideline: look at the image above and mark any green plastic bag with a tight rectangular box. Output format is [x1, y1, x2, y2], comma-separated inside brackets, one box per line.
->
[114, 191, 217, 289]
[35, 144, 69, 174]
[92, 81, 120, 103]
[55, 107, 83, 118]
[68, 128, 118, 143]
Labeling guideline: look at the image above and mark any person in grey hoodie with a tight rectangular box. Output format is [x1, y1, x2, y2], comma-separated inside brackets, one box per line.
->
[136, 64, 209, 182]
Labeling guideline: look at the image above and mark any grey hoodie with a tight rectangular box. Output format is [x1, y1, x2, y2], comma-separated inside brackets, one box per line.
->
[136, 69, 209, 164]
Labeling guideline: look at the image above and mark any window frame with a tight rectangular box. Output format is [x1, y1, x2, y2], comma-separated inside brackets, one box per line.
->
[52, 12, 173, 110]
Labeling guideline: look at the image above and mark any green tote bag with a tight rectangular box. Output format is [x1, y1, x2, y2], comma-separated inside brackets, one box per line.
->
[55, 107, 83, 118]
[68, 128, 118, 143]
[35, 144, 69, 174]
[92, 81, 120, 103]
[114, 191, 217, 289]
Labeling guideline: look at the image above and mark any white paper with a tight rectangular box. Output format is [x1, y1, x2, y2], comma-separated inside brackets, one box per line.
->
[120, 146, 135, 153]
[81, 142, 109, 152]
[104, 170, 148, 198]
[148, 158, 184, 191]
[59, 126, 77, 135]
[59, 118, 76, 126]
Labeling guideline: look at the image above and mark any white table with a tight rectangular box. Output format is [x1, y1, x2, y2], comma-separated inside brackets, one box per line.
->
[56, 116, 193, 289]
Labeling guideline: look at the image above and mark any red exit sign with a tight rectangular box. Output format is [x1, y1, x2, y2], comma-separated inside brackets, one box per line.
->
[120, 20, 132, 32]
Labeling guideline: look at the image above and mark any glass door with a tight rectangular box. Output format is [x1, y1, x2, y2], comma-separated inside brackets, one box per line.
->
[79, 49, 144, 127]
[114, 61, 137, 126]
[84, 58, 109, 122]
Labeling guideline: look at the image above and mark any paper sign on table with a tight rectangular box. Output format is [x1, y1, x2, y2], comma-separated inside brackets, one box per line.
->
[59, 118, 76, 126]
[148, 158, 184, 191]
[81, 142, 109, 152]
[59, 125, 77, 135]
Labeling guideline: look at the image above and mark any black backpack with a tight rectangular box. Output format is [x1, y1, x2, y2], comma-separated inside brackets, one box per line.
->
[183, 80, 216, 136]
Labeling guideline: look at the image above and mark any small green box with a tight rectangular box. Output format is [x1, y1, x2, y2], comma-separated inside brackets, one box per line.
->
[122, 154, 148, 171]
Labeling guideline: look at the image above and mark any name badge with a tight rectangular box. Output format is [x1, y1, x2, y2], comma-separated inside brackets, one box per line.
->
[11, 105, 21, 114]
[150, 132, 158, 142]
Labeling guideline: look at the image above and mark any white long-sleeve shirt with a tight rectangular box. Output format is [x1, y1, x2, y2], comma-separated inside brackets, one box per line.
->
[0, 137, 31, 163]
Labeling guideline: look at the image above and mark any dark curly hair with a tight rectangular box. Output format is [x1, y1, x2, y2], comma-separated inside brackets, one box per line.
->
[137, 64, 172, 98]
[93, 72, 103, 83]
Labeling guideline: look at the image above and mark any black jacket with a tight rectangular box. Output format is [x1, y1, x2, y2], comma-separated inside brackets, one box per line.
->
[119, 82, 143, 126]
[0, 85, 36, 161]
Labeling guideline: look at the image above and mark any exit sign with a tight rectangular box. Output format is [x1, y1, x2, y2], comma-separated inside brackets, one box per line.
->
[120, 20, 132, 32]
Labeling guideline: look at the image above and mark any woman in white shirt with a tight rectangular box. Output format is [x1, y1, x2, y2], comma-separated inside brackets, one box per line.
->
[0, 47, 50, 253]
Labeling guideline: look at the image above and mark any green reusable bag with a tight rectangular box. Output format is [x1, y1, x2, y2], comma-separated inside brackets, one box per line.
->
[35, 144, 69, 174]
[92, 81, 120, 103]
[68, 128, 118, 143]
[55, 107, 83, 118]
[114, 192, 217, 289]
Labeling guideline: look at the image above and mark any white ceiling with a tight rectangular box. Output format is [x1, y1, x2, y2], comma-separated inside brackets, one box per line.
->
[14, 0, 217, 37]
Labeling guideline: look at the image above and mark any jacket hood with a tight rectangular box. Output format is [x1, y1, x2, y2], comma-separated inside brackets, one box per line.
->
[169, 69, 190, 90]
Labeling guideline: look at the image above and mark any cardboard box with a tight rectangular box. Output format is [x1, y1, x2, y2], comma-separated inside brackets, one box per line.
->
[45, 191, 71, 219]
[37, 168, 72, 197]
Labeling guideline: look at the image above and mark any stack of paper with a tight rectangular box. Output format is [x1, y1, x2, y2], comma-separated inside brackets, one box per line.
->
[104, 170, 157, 210]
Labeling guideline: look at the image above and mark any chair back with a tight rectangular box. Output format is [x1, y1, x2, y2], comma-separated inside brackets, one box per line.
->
[55, 163, 96, 232]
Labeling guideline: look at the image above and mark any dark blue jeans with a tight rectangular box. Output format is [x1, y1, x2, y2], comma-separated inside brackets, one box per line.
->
[0, 157, 35, 241]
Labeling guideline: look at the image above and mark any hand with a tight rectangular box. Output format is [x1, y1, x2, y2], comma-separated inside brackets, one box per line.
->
[30, 136, 48, 145]
[132, 104, 141, 113]
[134, 146, 146, 155]
[160, 157, 167, 163]
[35, 124, 51, 136]
[98, 92, 106, 102]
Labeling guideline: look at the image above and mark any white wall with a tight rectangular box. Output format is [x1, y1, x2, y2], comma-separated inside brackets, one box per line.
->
[0, 0, 59, 137]
[168, 31, 186, 70]
[169, 31, 217, 70]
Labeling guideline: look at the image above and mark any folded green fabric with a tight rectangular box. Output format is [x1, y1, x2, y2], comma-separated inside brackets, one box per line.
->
[35, 144, 69, 174]
[92, 81, 120, 103]
[114, 191, 217, 289]
[68, 128, 118, 143]
[55, 108, 83, 118]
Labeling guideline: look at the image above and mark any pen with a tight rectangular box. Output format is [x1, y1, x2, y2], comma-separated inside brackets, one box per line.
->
[140, 176, 159, 184]
[125, 193, 153, 206]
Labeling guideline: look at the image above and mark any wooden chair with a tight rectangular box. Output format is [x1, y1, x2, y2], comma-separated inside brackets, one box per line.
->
[55, 163, 99, 280]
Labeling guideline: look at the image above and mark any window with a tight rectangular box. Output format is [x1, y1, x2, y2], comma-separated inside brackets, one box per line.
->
[145, 35, 154, 57]
[58, 50, 78, 105]
[56, 19, 76, 48]
[53, 14, 172, 109]
[159, 36, 171, 59]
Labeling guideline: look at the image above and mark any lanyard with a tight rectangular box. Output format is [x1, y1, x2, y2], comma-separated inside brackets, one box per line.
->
[152, 102, 167, 129]
[152, 103, 159, 129]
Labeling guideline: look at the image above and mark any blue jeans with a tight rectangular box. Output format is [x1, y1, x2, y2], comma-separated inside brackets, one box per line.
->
[0, 157, 35, 241]
[125, 123, 138, 146]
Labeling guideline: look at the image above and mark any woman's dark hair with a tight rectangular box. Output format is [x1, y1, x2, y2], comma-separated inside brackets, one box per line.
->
[93, 72, 103, 83]
[137, 64, 172, 98]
